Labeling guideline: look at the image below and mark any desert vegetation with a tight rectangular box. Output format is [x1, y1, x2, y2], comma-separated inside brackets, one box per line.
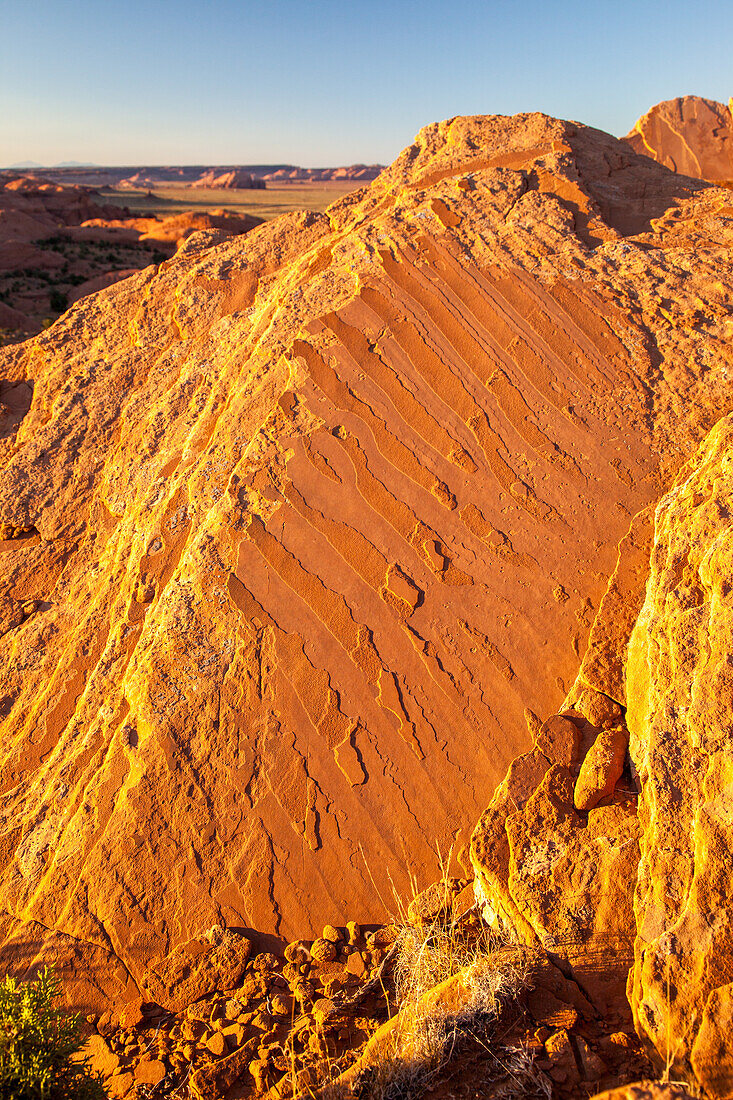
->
[0, 968, 107, 1100]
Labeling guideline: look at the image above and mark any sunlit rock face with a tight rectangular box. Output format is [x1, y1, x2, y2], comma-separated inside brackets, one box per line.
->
[624, 95, 733, 182]
[1, 111, 733, 1015]
[626, 416, 733, 1097]
[471, 413, 733, 1095]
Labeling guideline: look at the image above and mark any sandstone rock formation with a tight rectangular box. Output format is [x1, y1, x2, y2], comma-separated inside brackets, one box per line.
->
[192, 170, 266, 190]
[75, 209, 263, 246]
[472, 413, 733, 1095]
[590, 1085, 697, 1100]
[2, 112, 733, 1027]
[626, 416, 733, 1095]
[623, 96, 733, 182]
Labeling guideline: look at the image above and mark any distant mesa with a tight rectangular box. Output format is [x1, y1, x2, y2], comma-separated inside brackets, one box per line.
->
[623, 95, 733, 182]
[8, 163, 386, 190]
[190, 168, 266, 190]
[261, 164, 384, 182]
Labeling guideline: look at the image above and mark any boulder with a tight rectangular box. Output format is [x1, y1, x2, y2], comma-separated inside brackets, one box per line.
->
[589, 1085, 697, 1100]
[142, 930, 252, 1012]
[470, 711, 639, 1017]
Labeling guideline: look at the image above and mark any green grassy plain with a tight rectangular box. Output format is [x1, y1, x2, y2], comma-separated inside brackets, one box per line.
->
[96, 181, 365, 221]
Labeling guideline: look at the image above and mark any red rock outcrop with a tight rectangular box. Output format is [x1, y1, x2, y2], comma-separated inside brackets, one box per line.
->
[75, 209, 262, 245]
[2, 112, 733, 1020]
[625, 416, 733, 1095]
[472, 410, 733, 1095]
[470, 705, 639, 1020]
[623, 96, 733, 182]
[191, 170, 266, 190]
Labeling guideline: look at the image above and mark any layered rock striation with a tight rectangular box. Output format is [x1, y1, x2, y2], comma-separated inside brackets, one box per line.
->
[1, 113, 733, 1025]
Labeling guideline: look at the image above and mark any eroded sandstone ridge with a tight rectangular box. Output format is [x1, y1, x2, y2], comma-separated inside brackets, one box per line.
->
[2, 114, 733, 1023]
[624, 96, 733, 182]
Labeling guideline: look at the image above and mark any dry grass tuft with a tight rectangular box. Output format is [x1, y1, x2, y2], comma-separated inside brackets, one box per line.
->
[350, 920, 529, 1100]
[286, 847, 545, 1100]
[477, 1046, 553, 1100]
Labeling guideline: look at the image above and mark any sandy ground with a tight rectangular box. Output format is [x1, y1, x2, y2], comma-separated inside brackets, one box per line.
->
[96, 181, 365, 221]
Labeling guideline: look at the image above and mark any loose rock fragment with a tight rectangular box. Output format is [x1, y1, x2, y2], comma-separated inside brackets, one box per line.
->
[574, 727, 628, 811]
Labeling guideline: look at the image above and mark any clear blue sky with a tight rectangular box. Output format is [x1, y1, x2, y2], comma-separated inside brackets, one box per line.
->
[1, 0, 731, 167]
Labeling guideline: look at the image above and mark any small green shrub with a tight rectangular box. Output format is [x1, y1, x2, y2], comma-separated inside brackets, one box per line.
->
[0, 967, 107, 1100]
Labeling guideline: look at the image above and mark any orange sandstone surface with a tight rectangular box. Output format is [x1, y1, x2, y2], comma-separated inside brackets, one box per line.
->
[624, 96, 733, 183]
[2, 113, 733, 1091]
[469, 413, 733, 1095]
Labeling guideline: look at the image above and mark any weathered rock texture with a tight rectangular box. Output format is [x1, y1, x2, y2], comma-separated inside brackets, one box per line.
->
[624, 96, 733, 182]
[472, 413, 733, 1095]
[471, 706, 639, 1020]
[2, 113, 733, 1016]
[626, 416, 733, 1096]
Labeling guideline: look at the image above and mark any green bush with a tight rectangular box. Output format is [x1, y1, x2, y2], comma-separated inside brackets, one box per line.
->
[0, 967, 107, 1100]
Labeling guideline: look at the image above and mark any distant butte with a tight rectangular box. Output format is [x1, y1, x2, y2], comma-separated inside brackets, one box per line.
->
[191, 169, 266, 190]
[15, 163, 386, 189]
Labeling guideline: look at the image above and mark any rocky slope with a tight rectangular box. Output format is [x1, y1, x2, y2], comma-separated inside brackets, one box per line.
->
[623, 96, 733, 182]
[1, 110, 733, 1067]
